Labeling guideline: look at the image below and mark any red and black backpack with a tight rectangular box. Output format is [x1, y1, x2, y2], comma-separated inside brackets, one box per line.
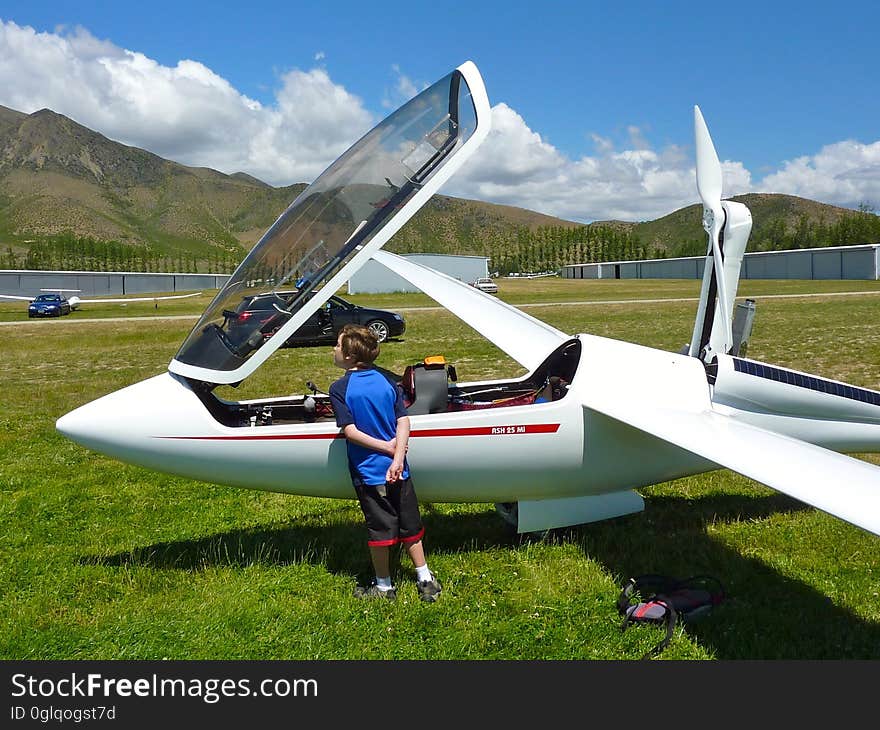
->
[617, 574, 725, 658]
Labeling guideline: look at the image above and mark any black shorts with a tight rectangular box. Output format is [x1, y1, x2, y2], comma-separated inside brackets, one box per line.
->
[353, 476, 424, 547]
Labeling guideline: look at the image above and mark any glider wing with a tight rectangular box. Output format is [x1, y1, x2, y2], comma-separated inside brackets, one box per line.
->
[582, 383, 880, 537]
[372, 250, 569, 371]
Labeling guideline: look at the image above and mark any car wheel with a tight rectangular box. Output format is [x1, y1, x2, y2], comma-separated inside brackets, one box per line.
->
[366, 320, 389, 343]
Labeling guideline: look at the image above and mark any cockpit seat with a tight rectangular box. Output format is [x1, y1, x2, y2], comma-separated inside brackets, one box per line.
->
[401, 356, 449, 415]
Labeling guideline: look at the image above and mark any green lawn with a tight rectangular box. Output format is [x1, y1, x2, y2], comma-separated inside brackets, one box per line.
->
[2, 278, 880, 659]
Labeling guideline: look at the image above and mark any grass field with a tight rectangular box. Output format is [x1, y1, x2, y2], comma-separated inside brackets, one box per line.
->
[2, 277, 880, 659]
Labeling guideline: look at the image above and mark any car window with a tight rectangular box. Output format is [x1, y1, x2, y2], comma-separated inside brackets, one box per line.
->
[240, 294, 292, 311]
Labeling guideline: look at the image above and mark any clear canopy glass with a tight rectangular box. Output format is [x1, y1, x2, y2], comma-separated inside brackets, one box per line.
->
[174, 70, 478, 377]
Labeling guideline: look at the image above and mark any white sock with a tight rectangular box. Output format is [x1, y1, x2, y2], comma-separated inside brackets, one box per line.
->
[415, 564, 432, 582]
[375, 576, 393, 590]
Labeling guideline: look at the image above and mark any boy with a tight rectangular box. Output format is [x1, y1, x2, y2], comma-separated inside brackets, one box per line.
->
[329, 324, 441, 602]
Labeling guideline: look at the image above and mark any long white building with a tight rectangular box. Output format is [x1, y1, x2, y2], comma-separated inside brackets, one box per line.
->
[560, 244, 880, 280]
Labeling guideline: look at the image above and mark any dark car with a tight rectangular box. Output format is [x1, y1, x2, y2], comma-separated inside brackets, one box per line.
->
[28, 293, 72, 318]
[229, 292, 405, 346]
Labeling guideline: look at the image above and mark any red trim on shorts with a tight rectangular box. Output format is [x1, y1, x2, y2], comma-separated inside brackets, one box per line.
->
[367, 537, 399, 547]
[399, 528, 425, 545]
[367, 527, 425, 547]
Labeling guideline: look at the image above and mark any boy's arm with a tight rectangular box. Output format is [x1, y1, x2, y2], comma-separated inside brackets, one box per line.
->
[342, 424, 396, 456]
[386, 416, 410, 483]
[331, 378, 392, 454]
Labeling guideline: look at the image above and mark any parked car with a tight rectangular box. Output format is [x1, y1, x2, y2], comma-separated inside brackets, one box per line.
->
[228, 292, 405, 346]
[470, 277, 498, 294]
[28, 293, 72, 318]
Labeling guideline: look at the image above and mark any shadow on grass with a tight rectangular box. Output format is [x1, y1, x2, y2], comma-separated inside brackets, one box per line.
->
[81, 490, 880, 659]
[550, 491, 880, 659]
[80, 508, 518, 585]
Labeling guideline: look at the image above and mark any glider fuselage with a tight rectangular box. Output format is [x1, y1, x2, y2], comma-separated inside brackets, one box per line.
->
[55, 332, 880, 506]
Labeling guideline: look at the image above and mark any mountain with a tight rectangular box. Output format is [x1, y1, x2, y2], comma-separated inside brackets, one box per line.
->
[623, 193, 862, 256]
[0, 105, 301, 261]
[0, 104, 868, 270]
[0, 104, 580, 268]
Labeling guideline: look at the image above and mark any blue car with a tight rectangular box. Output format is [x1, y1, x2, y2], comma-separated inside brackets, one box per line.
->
[28, 293, 72, 318]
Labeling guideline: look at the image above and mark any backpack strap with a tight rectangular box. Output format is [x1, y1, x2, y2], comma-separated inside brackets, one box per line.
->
[621, 598, 678, 659]
[618, 573, 724, 658]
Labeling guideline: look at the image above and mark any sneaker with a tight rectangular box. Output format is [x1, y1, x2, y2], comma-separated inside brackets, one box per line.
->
[417, 573, 442, 603]
[354, 581, 397, 601]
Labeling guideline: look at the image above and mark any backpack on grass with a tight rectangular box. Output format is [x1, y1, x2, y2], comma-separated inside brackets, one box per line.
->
[617, 574, 725, 658]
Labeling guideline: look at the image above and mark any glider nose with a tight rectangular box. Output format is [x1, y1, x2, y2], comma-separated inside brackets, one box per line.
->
[55, 400, 98, 444]
[55, 372, 206, 460]
[56, 376, 159, 454]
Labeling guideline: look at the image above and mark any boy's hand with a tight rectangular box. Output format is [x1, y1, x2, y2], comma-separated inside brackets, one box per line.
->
[385, 438, 408, 456]
[386, 456, 404, 483]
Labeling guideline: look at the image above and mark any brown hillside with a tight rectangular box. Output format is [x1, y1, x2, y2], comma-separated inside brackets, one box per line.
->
[0, 105, 581, 260]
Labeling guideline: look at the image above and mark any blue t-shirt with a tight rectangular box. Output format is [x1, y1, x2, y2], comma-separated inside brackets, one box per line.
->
[330, 368, 409, 486]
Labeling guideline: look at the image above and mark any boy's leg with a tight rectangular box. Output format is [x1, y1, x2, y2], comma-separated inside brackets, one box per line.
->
[369, 544, 392, 580]
[403, 538, 441, 603]
[403, 539, 426, 569]
[394, 477, 440, 600]
[354, 480, 399, 576]
[352, 482, 399, 599]
[354, 543, 396, 599]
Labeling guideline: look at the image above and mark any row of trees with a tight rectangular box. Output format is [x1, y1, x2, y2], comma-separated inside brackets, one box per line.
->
[669, 205, 880, 259]
[5, 207, 879, 275]
[752, 205, 880, 252]
[493, 224, 650, 274]
[434, 207, 878, 275]
[395, 223, 651, 275]
[3, 233, 242, 273]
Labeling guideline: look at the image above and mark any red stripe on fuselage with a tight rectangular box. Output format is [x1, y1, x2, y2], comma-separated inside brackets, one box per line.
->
[157, 432, 344, 441]
[411, 424, 560, 437]
[157, 424, 560, 441]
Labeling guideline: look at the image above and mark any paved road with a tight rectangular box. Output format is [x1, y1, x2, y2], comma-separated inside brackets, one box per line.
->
[3, 288, 880, 326]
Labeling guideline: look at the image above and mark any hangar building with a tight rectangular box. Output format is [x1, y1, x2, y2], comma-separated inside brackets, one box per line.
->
[347, 253, 489, 294]
[0, 269, 228, 299]
[0, 253, 490, 299]
[560, 244, 880, 280]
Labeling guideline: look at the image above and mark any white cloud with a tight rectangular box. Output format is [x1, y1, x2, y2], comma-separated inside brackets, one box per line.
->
[449, 103, 711, 221]
[246, 68, 374, 182]
[1, 20, 878, 221]
[758, 140, 880, 210]
[0, 20, 373, 185]
[314, 51, 325, 61]
[382, 64, 423, 109]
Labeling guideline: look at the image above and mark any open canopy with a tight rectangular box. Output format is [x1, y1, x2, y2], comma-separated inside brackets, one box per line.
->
[169, 61, 490, 386]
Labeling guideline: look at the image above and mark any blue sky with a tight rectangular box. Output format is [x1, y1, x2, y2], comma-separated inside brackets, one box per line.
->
[1, 1, 878, 222]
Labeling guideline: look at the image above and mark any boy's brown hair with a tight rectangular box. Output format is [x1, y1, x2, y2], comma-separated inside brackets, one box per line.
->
[339, 324, 380, 367]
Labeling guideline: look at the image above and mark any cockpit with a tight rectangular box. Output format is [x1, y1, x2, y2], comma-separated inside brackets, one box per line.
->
[170, 68, 482, 386]
[164, 61, 581, 430]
